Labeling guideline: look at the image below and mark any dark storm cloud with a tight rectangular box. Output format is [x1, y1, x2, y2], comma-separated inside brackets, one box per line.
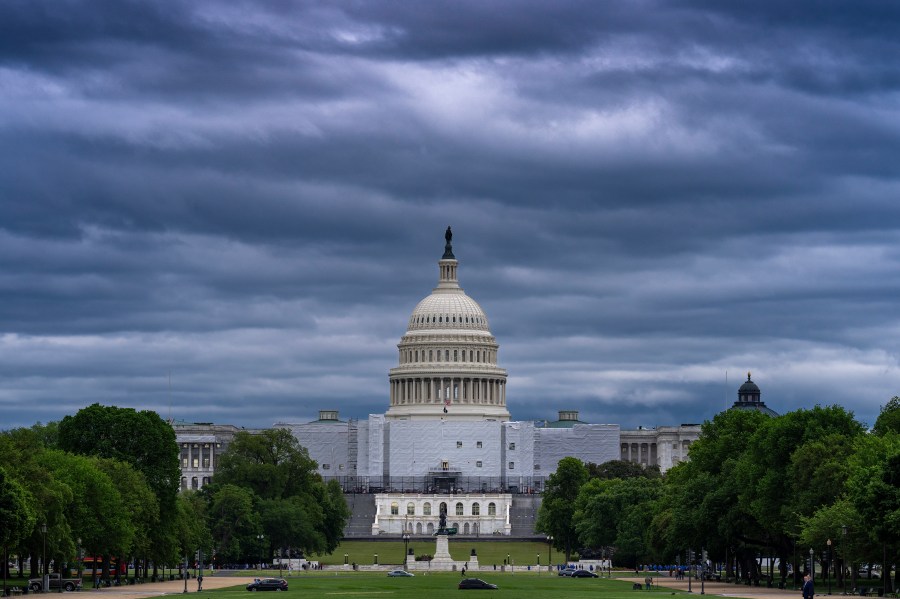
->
[1, 0, 899, 431]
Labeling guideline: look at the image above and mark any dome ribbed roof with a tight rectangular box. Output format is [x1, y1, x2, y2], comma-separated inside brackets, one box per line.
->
[407, 291, 490, 332]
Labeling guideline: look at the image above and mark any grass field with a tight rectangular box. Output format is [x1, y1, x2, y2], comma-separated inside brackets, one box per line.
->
[312, 540, 554, 567]
[196, 571, 682, 599]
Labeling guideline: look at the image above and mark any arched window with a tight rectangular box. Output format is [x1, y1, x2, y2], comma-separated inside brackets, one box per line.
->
[407, 502, 415, 516]
[191, 477, 198, 490]
[391, 502, 399, 515]
[423, 502, 432, 516]
[464, 522, 470, 534]
[455, 502, 464, 516]
[472, 502, 480, 516]
[426, 522, 434, 534]
[440, 502, 448, 515]
[416, 522, 423, 534]
[488, 502, 496, 516]
[181, 477, 187, 490]
[454, 349, 458, 361]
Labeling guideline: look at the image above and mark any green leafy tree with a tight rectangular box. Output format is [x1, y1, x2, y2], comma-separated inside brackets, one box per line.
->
[213, 428, 319, 500]
[93, 458, 159, 573]
[873, 397, 900, 436]
[39, 451, 133, 580]
[57, 404, 180, 513]
[535, 457, 588, 561]
[574, 476, 662, 566]
[586, 459, 661, 480]
[0, 466, 36, 587]
[208, 484, 259, 563]
[57, 404, 180, 577]
[174, 491, 212, 570]
[735, 406, 863, 579]
[845, 432, 900, 593]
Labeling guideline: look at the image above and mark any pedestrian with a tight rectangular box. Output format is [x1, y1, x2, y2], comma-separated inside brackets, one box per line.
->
[802, 575, 814, 599]
[645, 575, 652, 590]
[197, 575, 203, 592]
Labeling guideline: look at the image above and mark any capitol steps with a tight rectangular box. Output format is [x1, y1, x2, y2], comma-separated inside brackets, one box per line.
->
[508, 495, 542, 537]
[342, 493, 378, 537]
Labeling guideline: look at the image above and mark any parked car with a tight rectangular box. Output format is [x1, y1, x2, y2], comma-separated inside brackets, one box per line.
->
[558, 569, 574, 576]
[458, 578, 498, 590]
[571, 569, 599, 578]
[387, 570, 414, 577]
[857, 567, 880, 579]
[28, 573, 82, 592]
[246, 578, 289, 591]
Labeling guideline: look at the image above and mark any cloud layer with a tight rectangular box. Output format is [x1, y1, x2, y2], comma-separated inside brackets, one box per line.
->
[2, 0, 899, 431]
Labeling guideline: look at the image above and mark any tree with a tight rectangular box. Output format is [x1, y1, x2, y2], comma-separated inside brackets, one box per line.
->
[575, 476, 662, 567]
[212, 428, 319, 501]
[34, 451, 133, 581]
[208, 485, 259, 564]
[873, 397, 900, 436]
[845, 432, 900, 594]
[586, 459, 661, 480]
[57, 404, 180, 514]
[535, 457, 588, 561]
[0, 467, 36, 592]
[93, 458, 159, 575]
[58, 404, 180, 577]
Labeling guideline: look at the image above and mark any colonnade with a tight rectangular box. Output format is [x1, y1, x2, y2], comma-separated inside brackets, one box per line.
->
[389, 376, 506, 406]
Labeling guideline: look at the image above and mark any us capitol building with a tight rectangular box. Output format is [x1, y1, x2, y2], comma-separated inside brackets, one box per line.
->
[174, 229, 736, 537]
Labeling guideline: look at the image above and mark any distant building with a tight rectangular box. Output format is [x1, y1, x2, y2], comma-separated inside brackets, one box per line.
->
[730, 372, 778, 417]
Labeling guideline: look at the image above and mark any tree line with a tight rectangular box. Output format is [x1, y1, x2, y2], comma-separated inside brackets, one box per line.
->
[536, 399, 900, 592]
[0, 403, 349, 583]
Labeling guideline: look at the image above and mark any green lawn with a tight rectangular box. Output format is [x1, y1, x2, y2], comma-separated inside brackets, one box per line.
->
[312, 540, 555, 567]
[200, 571, 684, 599]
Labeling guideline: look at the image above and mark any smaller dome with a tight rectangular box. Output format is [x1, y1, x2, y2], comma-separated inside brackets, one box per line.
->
[739, 372, 760, 394]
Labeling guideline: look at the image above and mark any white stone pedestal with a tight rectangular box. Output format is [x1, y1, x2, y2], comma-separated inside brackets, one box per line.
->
[430, 534, 455, 571]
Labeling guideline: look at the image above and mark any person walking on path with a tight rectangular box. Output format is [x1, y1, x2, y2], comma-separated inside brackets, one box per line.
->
[802, 574, 814, 599]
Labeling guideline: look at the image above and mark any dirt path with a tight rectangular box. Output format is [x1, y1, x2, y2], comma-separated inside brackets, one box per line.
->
[64, 576, 255, 599]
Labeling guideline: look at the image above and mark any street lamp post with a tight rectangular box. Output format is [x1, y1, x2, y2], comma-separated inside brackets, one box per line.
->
[826, 540, 832, 595]
[256, 535, 264, 571]
[547, 536, 553, 570]
[841, 526, 848, 591]
[41, 523, 48, 594]
[809, 548, 815, 584]
[182, 553, 188, 594]
[402, 533, 410, 568]
[537, 554, 540, 576]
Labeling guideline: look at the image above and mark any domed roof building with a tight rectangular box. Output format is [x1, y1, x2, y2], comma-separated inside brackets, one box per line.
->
[385, 227, 510, 421]
[730, 372, 778, 417]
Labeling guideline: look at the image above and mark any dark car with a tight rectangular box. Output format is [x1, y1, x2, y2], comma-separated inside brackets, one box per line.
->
[246, 578, 289, 592]
[571, 569, 598, 578]
[458, 578, 498, 590]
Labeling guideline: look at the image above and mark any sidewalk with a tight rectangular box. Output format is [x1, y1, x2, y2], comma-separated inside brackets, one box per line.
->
[623, 577, 804, 599]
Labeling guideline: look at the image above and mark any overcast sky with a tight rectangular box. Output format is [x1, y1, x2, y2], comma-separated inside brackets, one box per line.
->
[1, 1, 899, 433]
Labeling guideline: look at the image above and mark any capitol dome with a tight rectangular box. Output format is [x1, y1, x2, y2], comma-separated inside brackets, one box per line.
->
[407, 292, 490, 334]
[385, 228, 510, 421]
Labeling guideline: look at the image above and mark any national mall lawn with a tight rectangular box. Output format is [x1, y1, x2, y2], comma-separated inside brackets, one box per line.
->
[200, 572, 669, 599]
